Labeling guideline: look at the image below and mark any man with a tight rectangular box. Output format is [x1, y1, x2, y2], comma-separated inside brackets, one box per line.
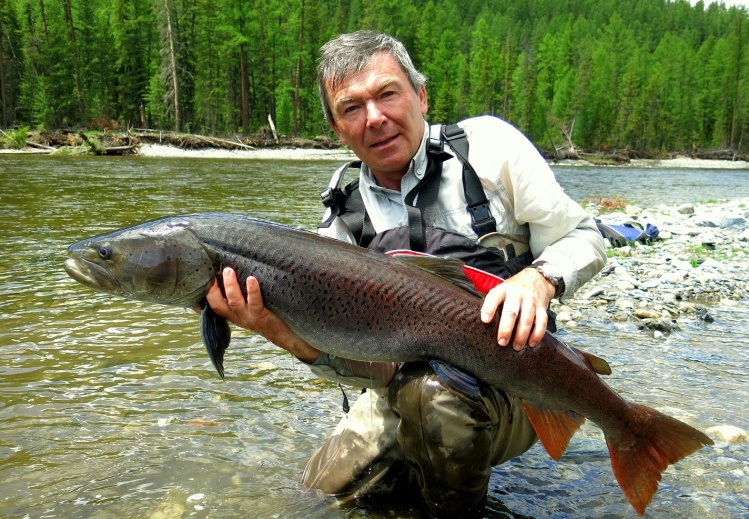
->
[206, 31, 606, 517]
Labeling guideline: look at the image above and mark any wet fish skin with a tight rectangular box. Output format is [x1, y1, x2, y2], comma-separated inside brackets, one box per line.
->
[64, 213, 713, 515]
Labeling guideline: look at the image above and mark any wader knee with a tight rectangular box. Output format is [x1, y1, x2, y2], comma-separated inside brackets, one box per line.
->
[388, 363, 497, 518]
[300, 388, 409, 499]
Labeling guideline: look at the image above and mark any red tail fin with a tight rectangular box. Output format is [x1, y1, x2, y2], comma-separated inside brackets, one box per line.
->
[521, 401, 586, 461]
[606, 403, 714, 515]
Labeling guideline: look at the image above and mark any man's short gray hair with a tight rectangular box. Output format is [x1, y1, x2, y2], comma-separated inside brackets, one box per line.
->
[317, 30, 426, 124]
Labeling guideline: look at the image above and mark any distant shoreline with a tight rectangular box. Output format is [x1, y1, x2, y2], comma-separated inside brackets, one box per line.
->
[2, 141, 749, 169]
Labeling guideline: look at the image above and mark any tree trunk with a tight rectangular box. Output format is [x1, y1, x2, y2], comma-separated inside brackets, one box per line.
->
[238, 0, 249, 133]
[0, 12, 6, 127]
[63, 0, 84, 117]
[292, 0, 305, 136]
[38, 0, 49, 44]
[163, 0, 180, 132]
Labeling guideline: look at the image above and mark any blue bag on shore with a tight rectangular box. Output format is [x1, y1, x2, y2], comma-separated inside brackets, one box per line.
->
[596, 220, 659, 247]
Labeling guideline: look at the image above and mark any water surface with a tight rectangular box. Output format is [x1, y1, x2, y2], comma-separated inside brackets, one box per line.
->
[1, 155, 747, 518]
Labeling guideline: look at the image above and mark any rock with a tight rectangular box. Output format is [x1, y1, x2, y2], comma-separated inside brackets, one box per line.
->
[706, 425, 749, 444]
[634, 309, 661, 319]
[677, 203, 695, 214]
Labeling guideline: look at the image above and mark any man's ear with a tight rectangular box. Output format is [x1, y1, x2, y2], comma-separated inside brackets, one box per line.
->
[329, 121, 346, 145]
[419, 85, 428, 116]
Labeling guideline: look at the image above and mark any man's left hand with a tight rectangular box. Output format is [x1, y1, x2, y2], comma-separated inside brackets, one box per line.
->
[480, 268, 556, 351]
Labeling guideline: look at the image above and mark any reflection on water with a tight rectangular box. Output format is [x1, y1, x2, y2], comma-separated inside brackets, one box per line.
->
[1, 155, 748, 518]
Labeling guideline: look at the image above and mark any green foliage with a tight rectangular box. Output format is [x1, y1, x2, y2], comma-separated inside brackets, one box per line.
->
[1, 126, 29, 148]
[0, 0, 747, 151]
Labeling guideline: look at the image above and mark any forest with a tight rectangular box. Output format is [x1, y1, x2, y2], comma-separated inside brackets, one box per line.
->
[0, 0, 748, 155]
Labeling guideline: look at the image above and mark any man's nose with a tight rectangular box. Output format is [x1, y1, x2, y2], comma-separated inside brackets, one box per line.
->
[365, 101, 386, 128]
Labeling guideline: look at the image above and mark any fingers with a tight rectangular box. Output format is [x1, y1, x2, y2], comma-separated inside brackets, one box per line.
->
[222, 268, 245, 311]
[482, 272, 552, 351]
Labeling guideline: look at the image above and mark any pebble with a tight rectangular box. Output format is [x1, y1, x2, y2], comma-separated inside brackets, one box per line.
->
[706, 425, 749, 444]
[559, 198, 749, 335]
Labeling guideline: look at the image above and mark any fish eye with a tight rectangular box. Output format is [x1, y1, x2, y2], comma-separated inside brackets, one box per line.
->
[98, 244, 112, 259]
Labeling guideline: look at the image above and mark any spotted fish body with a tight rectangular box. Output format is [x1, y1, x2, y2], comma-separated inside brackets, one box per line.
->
[65, 213, 713, 515]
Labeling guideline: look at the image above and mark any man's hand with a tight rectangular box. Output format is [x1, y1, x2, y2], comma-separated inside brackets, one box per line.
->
[480, 267, 556, 351]
[204, 268, 320, 363]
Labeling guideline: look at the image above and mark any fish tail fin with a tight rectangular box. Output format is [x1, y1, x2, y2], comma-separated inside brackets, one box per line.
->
[606, 403, 714, 515]
[521, 401, 586, 461]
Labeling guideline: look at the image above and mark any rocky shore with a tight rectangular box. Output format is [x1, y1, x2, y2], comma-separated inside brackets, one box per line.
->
[555, 197, 749, 339]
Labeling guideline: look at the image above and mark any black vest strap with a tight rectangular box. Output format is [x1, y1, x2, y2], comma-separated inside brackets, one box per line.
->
[319, 161, 377, 246]
[442, 124, 498, 238]
[403, 152, 450, 252]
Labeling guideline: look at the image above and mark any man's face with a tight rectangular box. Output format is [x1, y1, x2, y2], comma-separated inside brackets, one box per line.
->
[327, 52, 428, 186]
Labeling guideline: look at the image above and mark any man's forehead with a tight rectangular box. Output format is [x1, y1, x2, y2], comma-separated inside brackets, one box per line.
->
[328, 55, 408, 98]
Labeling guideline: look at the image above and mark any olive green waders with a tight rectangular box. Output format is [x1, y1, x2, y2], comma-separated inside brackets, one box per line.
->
[301, 363, 538, 518]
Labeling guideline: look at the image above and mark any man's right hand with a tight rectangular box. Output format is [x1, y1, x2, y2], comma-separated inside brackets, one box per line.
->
[205, 267, 321, 363]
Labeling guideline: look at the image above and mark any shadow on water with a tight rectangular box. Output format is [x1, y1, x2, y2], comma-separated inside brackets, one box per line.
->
[0, 155, 747, 518]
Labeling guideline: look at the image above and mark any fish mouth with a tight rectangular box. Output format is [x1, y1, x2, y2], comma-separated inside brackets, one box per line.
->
[64, 257, 123, 294]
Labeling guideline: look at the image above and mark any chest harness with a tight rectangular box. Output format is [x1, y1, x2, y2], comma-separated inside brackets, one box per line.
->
[319, 123, 534, 279]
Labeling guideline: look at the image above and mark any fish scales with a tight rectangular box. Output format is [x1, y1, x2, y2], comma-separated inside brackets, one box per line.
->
[64, 213, 714, 515]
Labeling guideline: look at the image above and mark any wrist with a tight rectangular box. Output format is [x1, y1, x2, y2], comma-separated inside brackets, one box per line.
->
[528, 261, 565, 298]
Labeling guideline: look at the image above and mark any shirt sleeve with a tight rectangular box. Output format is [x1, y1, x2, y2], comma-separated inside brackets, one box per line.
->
[466, 116, 607, 297]
[308, 353, 398, 388]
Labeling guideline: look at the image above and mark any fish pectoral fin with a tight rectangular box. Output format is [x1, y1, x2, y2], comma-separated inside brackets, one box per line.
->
[200, 301, 231, 379]
[520, 401, 585, 461]
[605, 403, 714, 516]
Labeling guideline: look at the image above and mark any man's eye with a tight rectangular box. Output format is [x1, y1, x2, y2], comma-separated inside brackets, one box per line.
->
[343, 105, 359, 114]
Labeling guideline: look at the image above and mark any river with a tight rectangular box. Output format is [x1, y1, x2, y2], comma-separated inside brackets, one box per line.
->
[1, 154, 747, 518]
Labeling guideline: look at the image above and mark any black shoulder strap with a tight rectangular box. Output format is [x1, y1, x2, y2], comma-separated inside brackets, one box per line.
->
[318, 123, 498, 248]
[441, 124, 498, 239]
[319, 161, 376, 246]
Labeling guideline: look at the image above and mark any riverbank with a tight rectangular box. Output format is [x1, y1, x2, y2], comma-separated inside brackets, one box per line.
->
[2, 129, 749, 168]
[556, 197, 749, 346]
[134, 145, 749, 169]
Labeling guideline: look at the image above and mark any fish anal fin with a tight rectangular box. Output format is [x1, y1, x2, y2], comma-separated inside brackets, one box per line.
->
[200, 301, 231, 378]
[605, 403, 714, 516]
[520, 401, 585, 461]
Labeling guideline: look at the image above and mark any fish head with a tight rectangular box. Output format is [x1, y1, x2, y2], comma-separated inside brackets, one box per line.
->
[64, 218, 215, 307]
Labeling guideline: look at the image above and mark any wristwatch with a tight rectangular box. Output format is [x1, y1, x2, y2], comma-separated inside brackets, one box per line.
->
[529, 261, 565, 298]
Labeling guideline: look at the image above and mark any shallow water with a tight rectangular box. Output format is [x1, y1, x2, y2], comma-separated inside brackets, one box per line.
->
[1, 155, 747, 518]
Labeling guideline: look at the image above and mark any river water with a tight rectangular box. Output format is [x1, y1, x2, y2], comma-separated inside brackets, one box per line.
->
[1, 154, 747, 518]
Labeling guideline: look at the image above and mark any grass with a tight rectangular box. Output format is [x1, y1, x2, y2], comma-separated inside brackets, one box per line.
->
[1, 127, 30, 149]
[581, 195, 630, 212]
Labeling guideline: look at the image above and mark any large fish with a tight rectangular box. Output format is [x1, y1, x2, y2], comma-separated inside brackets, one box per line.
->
[64, 213, 713, 515]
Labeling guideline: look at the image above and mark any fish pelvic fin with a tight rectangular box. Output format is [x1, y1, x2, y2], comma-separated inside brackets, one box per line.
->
[200, 300, 231, 378]
[606, 403, 714, 515]
[520, 401, 585, 461]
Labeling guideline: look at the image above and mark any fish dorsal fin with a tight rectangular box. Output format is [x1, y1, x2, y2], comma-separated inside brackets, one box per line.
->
[388, 250, 479, 296]
[387, 249, 504, 295]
